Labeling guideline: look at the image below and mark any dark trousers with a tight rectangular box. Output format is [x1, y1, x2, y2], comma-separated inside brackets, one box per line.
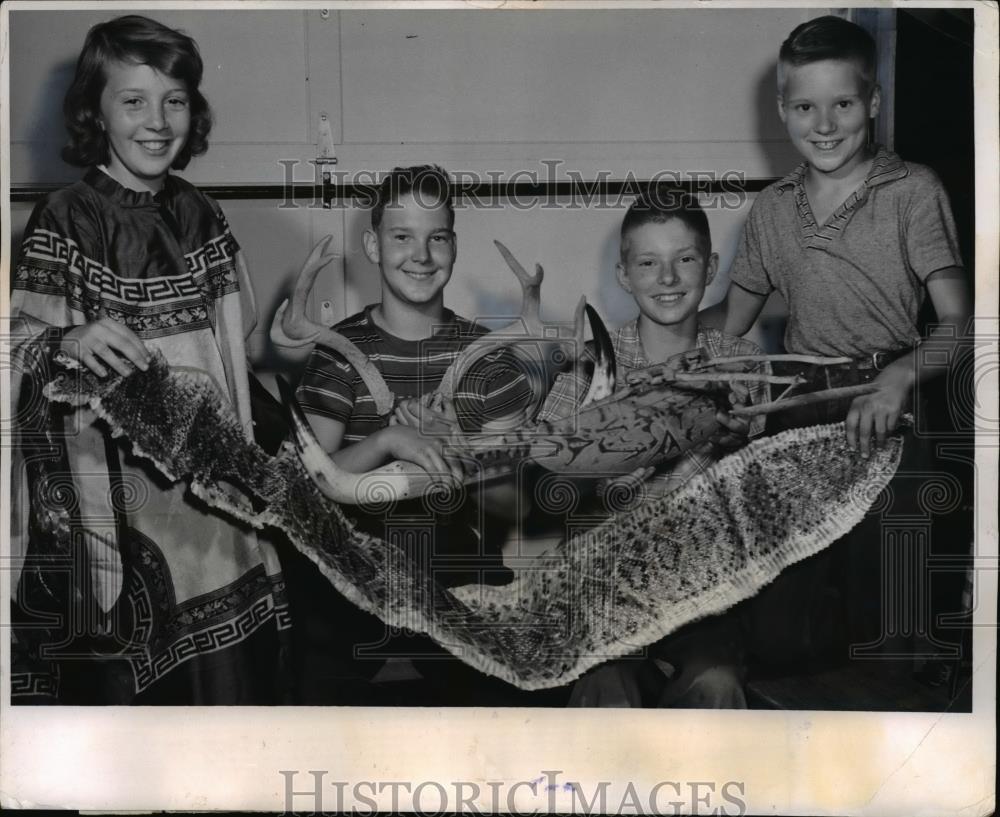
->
[743, 362, 957, 671]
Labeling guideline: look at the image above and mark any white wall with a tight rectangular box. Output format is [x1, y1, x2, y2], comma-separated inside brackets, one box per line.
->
[8, 7, 821, 366]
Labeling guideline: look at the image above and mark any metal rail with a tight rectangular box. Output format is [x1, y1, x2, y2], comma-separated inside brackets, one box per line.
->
[10, 177, 779, 206]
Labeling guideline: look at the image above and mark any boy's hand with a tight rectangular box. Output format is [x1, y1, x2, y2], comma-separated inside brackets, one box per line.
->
[379, 425, 465, 487]
[714, 409, 751, 453]
[61, 318, 151, 377]
[392, 394, 456, 435]
[658, 444, 715, 493]
[845, 365, 913, 458]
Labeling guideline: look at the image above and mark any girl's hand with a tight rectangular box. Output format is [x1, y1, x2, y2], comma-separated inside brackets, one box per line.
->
[845, 366, 913, 458]
[379, 425, 464, 487]
[61, 318, 151, 377]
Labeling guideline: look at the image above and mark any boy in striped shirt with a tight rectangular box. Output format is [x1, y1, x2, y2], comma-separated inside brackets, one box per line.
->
[288, 165, 532, 704]
[298, 164, 527, 480]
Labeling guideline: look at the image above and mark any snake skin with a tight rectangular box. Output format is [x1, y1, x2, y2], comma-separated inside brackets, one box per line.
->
[44, 353, 902, 690]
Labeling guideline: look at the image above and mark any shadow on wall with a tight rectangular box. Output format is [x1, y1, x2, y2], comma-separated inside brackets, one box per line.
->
[252, 215, 335, 375]
[594, 223, 636, 329]
[754, 58, 793, 181]
[10, 206, 34, 269]
[747, 56, 789, 353]
[344, 206, 382, 314]
[22, 58, 79, 184]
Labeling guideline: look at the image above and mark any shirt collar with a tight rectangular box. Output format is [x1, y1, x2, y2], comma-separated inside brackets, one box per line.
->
[362, 304, 459, 341]
[775, 162, 808, 193]
[613, 319, 648, 368]
[615, 318, 712, 368]
[774, 145, 908, 195]
[864, 147, 909, 187]
[85, 166, 177, 209]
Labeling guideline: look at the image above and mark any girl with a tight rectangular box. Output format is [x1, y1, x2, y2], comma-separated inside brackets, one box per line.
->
[10, 15, 289, 704]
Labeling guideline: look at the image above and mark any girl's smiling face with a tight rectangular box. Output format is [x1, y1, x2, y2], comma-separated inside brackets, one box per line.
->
[99, 60, 191, 193]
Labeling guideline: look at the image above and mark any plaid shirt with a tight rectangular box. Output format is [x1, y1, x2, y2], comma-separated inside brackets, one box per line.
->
[536, 319, 768, 437]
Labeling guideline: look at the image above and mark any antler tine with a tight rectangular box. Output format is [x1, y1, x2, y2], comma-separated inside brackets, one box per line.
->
[437, 242, 554, 400]
[580, 304, 617, 407]
[311, 328, 396, 416]
[276, 376, 427, 504]
[729, 383, 879, 417]
[493, 240, 543, 330]
[571, 296, 586, 368]
[270, 235, 338, 348]
[270, 235, 396, 415]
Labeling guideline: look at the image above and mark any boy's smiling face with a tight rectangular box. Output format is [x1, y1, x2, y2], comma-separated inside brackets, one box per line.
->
[616, 218, 717, 330]
[364, 192, 456, 311]
[778, 58, 880, 180]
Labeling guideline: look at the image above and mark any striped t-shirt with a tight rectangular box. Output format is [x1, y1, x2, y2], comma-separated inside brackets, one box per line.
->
[296, 305, 531, 443]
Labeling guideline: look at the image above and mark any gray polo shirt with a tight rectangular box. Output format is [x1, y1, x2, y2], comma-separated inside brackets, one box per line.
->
[728, 148, 963, 357]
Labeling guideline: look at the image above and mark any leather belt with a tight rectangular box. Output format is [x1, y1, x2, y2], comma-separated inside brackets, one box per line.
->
[855, 348, 912, 371]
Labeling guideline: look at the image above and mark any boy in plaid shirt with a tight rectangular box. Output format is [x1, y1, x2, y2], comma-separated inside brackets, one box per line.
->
[538, 190, 767, 496]
[539, 190, 767, 707]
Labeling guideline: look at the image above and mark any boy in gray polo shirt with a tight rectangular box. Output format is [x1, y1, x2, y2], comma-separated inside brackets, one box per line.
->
[704, 15, 972, 671]
[707, 15, 970, 455]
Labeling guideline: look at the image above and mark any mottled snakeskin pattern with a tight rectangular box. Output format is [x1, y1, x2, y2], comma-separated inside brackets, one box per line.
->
[46, 354, 901, 690]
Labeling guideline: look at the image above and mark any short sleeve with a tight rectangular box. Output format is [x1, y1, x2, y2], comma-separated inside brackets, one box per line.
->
[535, 370, 586, 424]
[12, 193, 103, 330]
[904, 171, 964, 281]
[533, 338, 604, 424]
[727, 197, 775, 297]
[296, 344, 357, 424]
[452, 349, 534, 431]
[206, 195, 243, 253]
[481, 358, 533, 422]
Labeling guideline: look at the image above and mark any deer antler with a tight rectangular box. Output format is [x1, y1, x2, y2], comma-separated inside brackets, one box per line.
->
[580, 303, 617, 407]
[436, 241, 616, 404]
[278, 240, 622, 506]
[277, 377, 436, 505]
[269, 235, 336, 347]
[270, 235, 395, 415]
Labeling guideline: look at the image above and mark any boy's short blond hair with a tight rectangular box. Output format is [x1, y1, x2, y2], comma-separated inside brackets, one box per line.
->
[777, 15, 877, 95]
[370, 164, 454, 231]
[619, 187, 712, 261]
